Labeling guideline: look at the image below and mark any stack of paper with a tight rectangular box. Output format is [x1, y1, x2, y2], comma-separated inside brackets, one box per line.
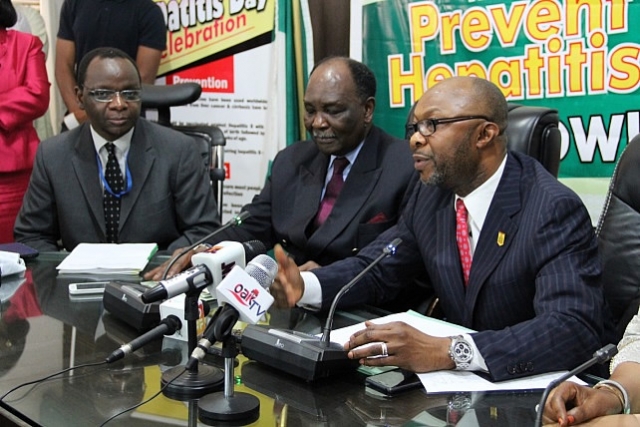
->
[56, 243, 158, 275]
[329, 310, 585, 394]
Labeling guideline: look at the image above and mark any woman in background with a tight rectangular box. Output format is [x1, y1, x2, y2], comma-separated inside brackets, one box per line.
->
[0, 0, 50, 243]
[543, 306, 640, 426]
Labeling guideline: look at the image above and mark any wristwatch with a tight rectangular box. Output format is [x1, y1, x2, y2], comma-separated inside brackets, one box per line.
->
[449, 335, 473, 370]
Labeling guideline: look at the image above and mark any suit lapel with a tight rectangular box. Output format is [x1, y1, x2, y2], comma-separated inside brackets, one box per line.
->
[119, 120, 155, 232]
[465, 155, 522, 311]
[307, 127, 383, 252]
[71, 125, 106, 237]
[288, 152, 328, 244]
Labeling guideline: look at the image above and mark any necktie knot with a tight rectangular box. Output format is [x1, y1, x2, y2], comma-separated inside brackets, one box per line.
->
[456, 198, 467, 220]
[105, 142, 116, 156]
[332, 157, 349, 176]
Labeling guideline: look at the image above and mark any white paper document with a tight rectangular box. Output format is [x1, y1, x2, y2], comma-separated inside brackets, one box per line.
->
[56, 243, 158, 275]
[329, 310, 584, 394]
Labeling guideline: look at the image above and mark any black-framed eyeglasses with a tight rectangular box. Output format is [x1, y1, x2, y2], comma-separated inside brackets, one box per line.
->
[87, 89, 142, 103]
[406, 115, 492, 137]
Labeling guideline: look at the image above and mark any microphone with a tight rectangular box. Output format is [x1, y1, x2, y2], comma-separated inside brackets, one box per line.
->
[105, 315, 183, 363]
[193, 240, 267, 292]
[160, 211, 251, 280]
[186, 255, 278, 370]
[534, 343, 618, 427]
[241, 238, 402, 381]
[141, 264, 212, 304]
[142, 239, 266, 304]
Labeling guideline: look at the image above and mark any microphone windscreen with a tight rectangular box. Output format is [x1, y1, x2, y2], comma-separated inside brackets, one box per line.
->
[245, 254, 278, 289]
[242, 240, 267, 260]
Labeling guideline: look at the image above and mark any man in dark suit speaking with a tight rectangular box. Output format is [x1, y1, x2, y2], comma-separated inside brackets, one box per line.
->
[14, 47, 220, 252]
[271, 76, 614, 381]
[146, 57, 415, 280]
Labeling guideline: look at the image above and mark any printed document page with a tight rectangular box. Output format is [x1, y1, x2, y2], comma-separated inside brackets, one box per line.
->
[329, 310, 584, 393]
[56, 243, 158, 275]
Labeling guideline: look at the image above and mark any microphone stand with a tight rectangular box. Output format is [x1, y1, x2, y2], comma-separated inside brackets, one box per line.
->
[321, 238, 402, 343]
[534, 343, 618, 427]
[160, 288, 224, 400]
[157, 212, 250, 399]
[198, 334, 260, 425]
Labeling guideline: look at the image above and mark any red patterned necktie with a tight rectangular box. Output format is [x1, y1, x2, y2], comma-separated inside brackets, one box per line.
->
[314, 157, 349, 228]
[455, 199, 472, 286]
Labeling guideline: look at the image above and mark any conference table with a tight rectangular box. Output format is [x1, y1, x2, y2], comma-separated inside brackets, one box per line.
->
[0, 252, 543, 426]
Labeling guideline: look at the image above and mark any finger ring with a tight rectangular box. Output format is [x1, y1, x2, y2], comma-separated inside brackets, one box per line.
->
[380, 342, 388, 357]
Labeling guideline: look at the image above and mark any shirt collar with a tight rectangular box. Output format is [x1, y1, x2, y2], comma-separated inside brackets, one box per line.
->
[329, 139, 364, 169]
[91, 126, 134, 156]
[455, 154, 508, 232]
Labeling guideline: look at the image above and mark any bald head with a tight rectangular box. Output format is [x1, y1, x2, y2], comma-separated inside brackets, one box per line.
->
[426, 77, 508, 143]
[309, 56, 376, 103]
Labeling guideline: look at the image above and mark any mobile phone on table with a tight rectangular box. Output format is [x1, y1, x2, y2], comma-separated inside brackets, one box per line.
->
[365, 369, 423, 395]
[0, 242, 39, 259]
[68, 282, 109, 296]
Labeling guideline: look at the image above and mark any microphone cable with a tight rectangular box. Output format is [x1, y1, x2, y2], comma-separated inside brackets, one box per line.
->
[0, 360, 108, 403]
[98, 367, 188, 427]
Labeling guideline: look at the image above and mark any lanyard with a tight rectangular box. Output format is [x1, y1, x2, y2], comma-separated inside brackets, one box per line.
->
[96, 152, 133, 198]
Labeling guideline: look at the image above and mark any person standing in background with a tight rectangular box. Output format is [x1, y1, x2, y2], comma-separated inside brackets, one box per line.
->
[55, 0, 166, 131]
[11, 3, 54, 142]
[0, 0, 50, 243]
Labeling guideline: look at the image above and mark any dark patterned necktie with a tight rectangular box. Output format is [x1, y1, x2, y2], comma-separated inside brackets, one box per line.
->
[103, 143, 124, 243]
[455, 199, 472, 286]
[314, 157, 349, 228]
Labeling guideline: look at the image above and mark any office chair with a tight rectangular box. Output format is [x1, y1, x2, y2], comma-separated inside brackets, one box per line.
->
[405, 102, 561, 178]
[141, 83, 225, 218]
[595, 133, 640, 340]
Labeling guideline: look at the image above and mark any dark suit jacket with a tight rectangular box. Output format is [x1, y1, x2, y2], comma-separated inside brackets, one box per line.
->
[314, 152, 613, 381]
[214, 125, 416, 266]
[14, 118, 220, 252]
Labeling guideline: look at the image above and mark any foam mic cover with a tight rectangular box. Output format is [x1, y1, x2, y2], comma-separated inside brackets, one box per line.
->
[191, 240, 267, 293]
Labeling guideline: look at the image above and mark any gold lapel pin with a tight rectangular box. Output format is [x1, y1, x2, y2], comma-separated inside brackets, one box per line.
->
[497, 231, 505, 246]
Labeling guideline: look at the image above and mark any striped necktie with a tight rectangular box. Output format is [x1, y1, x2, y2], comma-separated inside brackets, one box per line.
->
[314, 157, 349, 228]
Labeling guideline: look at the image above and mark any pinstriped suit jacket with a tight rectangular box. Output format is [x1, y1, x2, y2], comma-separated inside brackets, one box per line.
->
[314, 152, 613, 381]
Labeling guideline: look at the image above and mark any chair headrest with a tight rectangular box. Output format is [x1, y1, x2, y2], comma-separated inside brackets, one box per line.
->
[140, 83, 202, 109]
[606, 134, 640, 212]
[505, 103, 557, 152]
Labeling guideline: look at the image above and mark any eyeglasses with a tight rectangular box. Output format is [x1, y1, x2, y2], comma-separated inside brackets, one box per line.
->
[87, 89, 142, 103]
[406, 115, 492, 137]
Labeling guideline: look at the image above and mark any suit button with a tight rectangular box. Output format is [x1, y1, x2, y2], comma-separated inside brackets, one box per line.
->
[526, 362, 534, 372]
[281, 239, 288, 245]
[507, 366, 517, 375]
[351, 247, 358, 253]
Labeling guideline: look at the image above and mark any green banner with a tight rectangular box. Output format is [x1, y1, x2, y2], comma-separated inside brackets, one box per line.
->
[361, 0, 640, 178]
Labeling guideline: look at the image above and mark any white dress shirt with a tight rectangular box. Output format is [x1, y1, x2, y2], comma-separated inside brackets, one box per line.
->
[91, 126, 134, 186]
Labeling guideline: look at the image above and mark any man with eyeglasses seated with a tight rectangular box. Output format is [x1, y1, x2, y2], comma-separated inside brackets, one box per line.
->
[14, 47, 220, 253]
[270, 76, 615, 381]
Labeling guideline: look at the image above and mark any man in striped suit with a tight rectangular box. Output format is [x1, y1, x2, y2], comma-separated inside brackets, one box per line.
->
[270, 76, 614, 381]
